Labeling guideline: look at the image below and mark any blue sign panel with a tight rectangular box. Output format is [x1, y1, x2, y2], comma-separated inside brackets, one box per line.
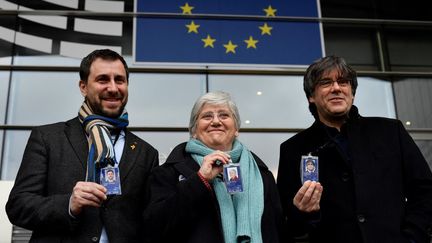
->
[135, 0, 323, 66]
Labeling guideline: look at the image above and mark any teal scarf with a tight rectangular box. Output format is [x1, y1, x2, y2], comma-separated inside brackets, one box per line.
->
[186, 139, 264, 243]
[78, 101, 129, 183]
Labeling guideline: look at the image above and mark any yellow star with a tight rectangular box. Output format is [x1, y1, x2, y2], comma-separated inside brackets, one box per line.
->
[201, 35, 216, 48]
[259, 23, 273, 35]
[263, 5, 277, 17]
[223, 41, 238, 54]
[186, 21, 200, 34]
[244, 36, 259, 49]
[180, 3, 194, 14]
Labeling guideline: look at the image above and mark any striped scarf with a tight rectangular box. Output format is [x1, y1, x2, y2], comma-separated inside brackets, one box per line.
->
[78, 101, 129, 183]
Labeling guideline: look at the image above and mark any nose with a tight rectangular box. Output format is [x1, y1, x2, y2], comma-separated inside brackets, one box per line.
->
[212, 114, 221, 123]
[330, 80, 341, 91]
[107, 79, 119, 92]
[210, 114, 222, 126]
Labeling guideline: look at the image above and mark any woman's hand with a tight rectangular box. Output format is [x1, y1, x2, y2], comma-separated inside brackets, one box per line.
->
[198, 151, 231, 180]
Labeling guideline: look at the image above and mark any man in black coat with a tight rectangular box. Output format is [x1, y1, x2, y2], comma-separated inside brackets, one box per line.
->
[277, 55, 432, 243]
[6, 49, 159, 243]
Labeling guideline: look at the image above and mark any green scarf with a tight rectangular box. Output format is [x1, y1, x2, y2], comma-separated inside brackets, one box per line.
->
[186, 138, 264, 243]
[78, 101, 129, 183]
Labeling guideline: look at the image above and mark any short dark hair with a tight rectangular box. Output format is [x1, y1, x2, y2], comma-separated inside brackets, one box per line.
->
[79, 49, 129, 83]
[304, 55, 357, 99]
[303, 56, 358, 117]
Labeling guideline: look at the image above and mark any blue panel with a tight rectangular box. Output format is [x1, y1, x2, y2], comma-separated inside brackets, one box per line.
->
[135, 0, 323, 65]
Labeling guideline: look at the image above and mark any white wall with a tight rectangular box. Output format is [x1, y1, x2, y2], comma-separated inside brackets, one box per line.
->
[0, 181, 13, 243]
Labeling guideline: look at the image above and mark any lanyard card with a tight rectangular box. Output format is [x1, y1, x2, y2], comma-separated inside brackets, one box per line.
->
[223, 163, 243, 194]
[300, 155, 319, 184]
[100, 166, 122, 195]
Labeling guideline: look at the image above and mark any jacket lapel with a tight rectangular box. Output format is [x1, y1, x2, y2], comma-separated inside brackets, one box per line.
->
[65, 117, 88, 169]
[118, 131, 140, 181]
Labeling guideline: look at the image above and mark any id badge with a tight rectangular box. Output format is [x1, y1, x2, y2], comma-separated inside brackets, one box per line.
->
[223, 163, 243, 194]
[100, 167, 122, 195]
[300, 155, 319, 184]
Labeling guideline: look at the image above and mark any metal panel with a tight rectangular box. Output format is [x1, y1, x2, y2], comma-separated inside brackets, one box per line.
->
[393, 78, 432, 129]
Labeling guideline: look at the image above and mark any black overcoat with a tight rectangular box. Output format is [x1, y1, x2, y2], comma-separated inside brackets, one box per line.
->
[277, 107, 432, 243]
[143, 142, 288, 243]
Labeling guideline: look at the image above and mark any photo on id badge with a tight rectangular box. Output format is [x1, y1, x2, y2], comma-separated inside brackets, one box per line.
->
[100, 167, 122, 195]
[301, 155, 319, 184]
[224, 164, 243, 194]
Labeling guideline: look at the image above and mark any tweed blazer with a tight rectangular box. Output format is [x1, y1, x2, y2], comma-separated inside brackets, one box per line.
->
[6, 117, 159, 243]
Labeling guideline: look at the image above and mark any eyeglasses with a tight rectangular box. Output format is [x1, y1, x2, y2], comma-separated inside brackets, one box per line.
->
[199, 111, 232, 122]
[317, 78, 351, 88]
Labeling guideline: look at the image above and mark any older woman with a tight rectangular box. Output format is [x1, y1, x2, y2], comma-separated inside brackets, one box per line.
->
[143, 91, 287, 243]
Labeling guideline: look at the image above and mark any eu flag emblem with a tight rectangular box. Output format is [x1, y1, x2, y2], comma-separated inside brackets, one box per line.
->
[135, 0, 323, 66]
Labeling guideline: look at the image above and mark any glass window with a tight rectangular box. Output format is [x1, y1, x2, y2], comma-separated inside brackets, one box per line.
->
[127, 73, 206, 127]
[0, 130, 3, 167]
[0, 72, 10, 124]
[385, 27, 432, 72]
[355, 77, 395, 118]
[209, 75, 314, 129]
[320, 1, 376, 19]
[240, 132, 295, 178]
[1, 1, 133, 62]
[323, 26, 379, 71]
[320, 0, 431, 21]
[16, 10, 130, 59]
[12, 55, 81, 66]
[7, 71, 82, 125]
[1, 131, 30, 180]
[393, 78, 432, 129]
[7, 71, 206, 127]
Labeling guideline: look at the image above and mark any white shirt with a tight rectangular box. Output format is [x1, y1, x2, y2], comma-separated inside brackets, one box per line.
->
[68, 130, 125, 243]
[99, 130, 125, 243]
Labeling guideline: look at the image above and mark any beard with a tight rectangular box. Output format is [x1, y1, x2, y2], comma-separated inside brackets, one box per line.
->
[85, 96, 127, 118]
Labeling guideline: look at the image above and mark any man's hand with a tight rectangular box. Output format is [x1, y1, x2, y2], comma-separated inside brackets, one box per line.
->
[70, 181, 107, 216]
[293, 180, 323, 213]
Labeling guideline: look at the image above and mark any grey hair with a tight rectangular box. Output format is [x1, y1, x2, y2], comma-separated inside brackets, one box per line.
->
[303, 55, 358, 99]
[189, 91, 241, 136]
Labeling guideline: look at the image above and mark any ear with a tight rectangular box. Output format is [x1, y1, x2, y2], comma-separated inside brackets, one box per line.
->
[235, 131, 239, 137]
[79, 80, 87, 97]
[308, 96, 315, 104]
